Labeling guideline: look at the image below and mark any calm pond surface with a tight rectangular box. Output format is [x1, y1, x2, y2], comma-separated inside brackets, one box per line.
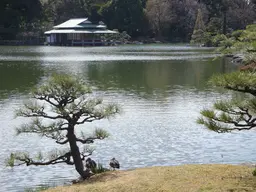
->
[0, 45, 255, 191]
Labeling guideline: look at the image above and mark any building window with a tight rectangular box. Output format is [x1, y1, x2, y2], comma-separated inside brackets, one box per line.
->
[73, 34, 81, 40]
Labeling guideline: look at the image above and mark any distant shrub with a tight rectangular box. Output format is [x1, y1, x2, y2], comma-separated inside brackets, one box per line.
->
[206, 17, 222, 35]
[231, 30, 243, 40]
[212, 34, 228, 47]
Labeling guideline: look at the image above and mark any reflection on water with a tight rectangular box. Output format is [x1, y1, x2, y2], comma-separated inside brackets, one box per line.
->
[85, 59, 228, 94]
[0, 45, 254, 192]
[0, 61, 43, 99]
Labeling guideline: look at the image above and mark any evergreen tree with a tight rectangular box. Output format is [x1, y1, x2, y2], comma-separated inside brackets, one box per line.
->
[197, 71, 256, 133]
[190, 8, 206, 44]
[0, 0, 42, 39]
[7, 74, 120, 179]
[218, 24, 256, 64]
[198, 25, 256, 133]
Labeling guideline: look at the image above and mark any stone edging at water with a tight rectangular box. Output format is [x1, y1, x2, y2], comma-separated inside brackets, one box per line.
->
[226, 54, 244, 64]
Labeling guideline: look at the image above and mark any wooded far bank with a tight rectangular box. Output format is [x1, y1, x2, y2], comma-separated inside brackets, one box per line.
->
[0, 0, 255, 43]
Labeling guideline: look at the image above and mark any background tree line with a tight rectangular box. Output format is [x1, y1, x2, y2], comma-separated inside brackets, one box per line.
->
[0, 0, 255, 42]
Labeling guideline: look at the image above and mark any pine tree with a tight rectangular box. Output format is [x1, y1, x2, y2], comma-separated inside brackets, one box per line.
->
[198, 24, 256, 133]
[190, 8, 206, 45]
[6, 74, 120, 179]
[197, 71, 256, 133]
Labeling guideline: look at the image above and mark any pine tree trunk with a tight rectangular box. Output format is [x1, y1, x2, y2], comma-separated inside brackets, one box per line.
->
[67, 126, 90, 179]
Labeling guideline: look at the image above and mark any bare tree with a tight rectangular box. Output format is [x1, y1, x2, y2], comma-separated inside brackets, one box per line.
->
[146, 0, 173, 37]
[146, 0, 199, 40]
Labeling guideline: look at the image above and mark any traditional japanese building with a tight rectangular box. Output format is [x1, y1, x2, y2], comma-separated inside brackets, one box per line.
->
[44, 18, 118, 46]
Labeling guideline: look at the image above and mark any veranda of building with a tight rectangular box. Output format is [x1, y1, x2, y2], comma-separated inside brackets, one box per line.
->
[44, 18, 118, 46]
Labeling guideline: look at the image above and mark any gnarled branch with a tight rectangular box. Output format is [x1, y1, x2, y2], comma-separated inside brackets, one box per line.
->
[10, 152, 74, 167]
[34, 95, 58, 107]
[225, 85, 256, 96]
[56, 139, 69, 145]
[76, 115, 103, 124]
[76, 137, 97, 144]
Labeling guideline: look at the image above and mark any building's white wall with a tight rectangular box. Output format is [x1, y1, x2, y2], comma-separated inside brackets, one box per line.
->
[46, 36, 51, 43]
[50, 34, 56, 43]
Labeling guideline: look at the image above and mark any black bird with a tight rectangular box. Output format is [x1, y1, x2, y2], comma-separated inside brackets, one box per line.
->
[85, 158, 97, 169]
[109, 158, 120, 170]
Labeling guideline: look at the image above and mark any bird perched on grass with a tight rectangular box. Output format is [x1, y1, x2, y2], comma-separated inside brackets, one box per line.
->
[109, 158, 120, 170]
[85, 158, 97, 169]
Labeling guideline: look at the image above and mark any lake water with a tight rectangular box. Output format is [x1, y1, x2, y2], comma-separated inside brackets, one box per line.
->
[0, 45, 255, 191]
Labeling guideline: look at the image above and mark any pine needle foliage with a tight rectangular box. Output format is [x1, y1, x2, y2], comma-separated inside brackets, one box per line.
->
[198, 71, 256, 133]
[198, 23, 256, 149]
[7, 74, 120, 179]
[218, 24, 256, 64]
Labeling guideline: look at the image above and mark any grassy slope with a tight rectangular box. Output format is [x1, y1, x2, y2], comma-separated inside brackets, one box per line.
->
[46, 164, 256, 192]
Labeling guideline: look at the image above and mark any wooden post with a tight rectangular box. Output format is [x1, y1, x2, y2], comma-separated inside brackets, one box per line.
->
[71, 35, 73, 46]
